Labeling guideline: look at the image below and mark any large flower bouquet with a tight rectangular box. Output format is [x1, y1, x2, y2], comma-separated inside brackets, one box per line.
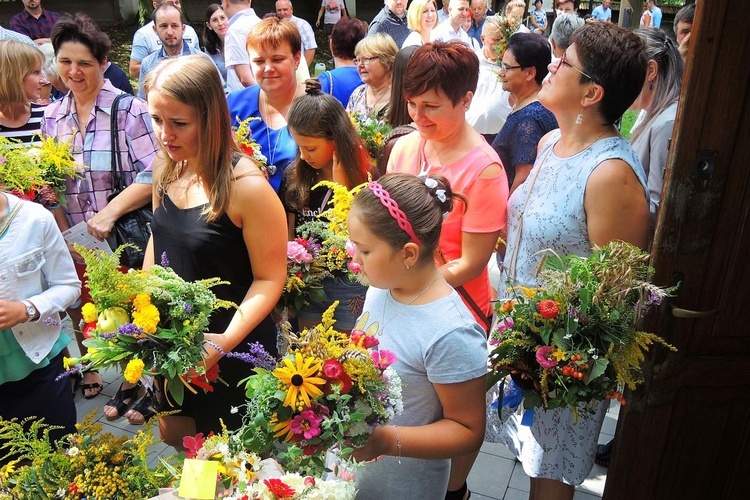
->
[0, 136, 83, 209]
[64, 246, 236, 406]
[276, 237, 328, 319]
[0, 411, 173, 499]
[489, 241, 677, 412]
[296, 181, 366, 283]
[237, 303, 402, 476]
[233, 117, 268, 173]
[350, 113, 390, 165]
[167, 425, 355, 499]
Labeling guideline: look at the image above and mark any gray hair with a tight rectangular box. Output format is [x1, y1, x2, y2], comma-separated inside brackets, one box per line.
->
[550, 13, 584, 52]
[630, 27, 683, 143]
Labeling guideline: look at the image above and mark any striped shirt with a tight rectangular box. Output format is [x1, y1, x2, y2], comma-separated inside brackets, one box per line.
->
[0, 103, 46, 144]
[0, 26, 36, 46]
[41, 80, 159, 226]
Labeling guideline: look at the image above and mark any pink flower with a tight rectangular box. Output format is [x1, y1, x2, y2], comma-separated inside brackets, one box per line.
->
[350, 330, 379, 348]
[322, 359, 344, 379]
[290, 409, 323, 440]
[287, 241, 313, 265]
[371, 349, 397, 370]
[182, 432, 206, 459]
[304, 476, 316, 487]
[496, 316, 514, 334]
[535, 345, 558, 369]
[345, 239, 356, 258]
[347, 260, 362, 274]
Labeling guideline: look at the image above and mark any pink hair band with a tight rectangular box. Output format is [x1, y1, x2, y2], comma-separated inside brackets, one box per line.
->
[367, 181, 421, 245]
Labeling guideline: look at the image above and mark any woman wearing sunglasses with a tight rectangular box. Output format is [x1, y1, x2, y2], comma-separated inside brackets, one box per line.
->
[490, 23, 649, 500]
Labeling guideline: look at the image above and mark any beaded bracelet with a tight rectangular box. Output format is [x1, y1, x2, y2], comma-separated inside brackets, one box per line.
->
[393, 425, 402, 464]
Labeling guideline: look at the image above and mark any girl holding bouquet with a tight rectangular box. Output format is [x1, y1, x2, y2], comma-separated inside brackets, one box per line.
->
[142, 55, 287, 449]
[347, 174, 487, 500]
[281, 78, 372, 331]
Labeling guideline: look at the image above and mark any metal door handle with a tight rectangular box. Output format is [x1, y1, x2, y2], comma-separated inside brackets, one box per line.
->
[671, 306, 719, 318]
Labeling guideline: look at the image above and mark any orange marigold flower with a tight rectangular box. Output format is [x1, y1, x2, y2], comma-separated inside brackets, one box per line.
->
[537, 299, 560, 319]
[500, 300, 515, 313]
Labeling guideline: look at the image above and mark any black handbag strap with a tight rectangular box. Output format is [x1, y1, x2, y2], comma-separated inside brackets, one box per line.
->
[109, 93, 129, 195]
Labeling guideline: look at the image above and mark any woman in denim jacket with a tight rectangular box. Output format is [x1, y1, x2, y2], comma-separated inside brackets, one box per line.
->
[0, 191, 81, 452]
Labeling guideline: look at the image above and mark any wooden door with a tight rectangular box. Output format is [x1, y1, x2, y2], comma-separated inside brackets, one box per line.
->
[603, 0, 750, 498]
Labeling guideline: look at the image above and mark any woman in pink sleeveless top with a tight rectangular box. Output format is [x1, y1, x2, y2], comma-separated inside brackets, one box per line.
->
[387, 41, 509, 334]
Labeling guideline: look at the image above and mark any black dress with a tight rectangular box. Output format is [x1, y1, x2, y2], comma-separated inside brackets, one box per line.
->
[151, 193, 277, 433]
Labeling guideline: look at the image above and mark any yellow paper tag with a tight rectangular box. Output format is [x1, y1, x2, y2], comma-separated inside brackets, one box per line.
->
[178, 459, 218, 500]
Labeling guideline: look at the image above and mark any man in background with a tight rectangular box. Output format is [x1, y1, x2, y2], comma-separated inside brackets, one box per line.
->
[674, 2, 695, 60]
[368, 0, 410, 47]
[468, 0, 494, 47]
[223, 0, 261, 91]
[647, 0, 663, 28]
[137, 3, 219, 98]
[9, 0, 59, 45]
[129, 0, 200, 78]
[591, 0, 612, 22]
[276, 0, 317, 68]
[431, 0, 472, 44]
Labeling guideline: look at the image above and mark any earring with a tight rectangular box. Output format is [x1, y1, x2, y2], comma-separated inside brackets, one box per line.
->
[406, 264, 411, 270]
[575, 107, 584, 125]
[649, 80, 654, 91]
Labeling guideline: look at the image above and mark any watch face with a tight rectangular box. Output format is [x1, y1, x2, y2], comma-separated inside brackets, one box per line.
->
[26, 303, 36, 317]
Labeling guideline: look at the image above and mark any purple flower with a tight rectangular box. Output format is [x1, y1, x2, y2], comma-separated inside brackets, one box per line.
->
[225, 341, 276, 370]
[183, 302, 193, 314]
[496, 316, 514, 334]
[44, 317, 61, 326]
[117, 322, 143, 336]
[648, 291, 663, 306]
[160, 251, 170, 267]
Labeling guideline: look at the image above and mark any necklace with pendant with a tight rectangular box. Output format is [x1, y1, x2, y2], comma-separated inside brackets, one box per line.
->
[379, 274, 444, 335]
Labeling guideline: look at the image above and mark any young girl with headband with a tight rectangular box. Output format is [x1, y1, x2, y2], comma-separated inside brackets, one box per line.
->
[348, 173, 487, 500]
[282, 78, 372, 331]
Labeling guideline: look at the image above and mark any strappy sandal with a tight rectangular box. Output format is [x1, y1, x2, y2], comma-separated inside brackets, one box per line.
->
[125, 389, 157, 425]
[104, 382, 141, 420]
[80, 370, 103, 399]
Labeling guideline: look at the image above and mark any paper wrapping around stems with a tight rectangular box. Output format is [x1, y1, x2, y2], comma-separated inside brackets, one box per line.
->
[147, 458, 286, 500]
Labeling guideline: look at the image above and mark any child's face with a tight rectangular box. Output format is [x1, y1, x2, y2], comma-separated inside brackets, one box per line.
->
[347, 210, 402, 289]
[289, 131, 336, 173]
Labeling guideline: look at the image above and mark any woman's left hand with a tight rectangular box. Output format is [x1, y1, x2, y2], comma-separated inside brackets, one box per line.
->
[0, 300, 29, 329]
[184, 333, 225, 379]
[350, 425, 393, 463]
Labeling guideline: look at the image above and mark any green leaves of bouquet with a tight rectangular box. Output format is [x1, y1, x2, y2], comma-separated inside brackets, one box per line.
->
[489, 241, 678, 411]
[0, 411, 173, 499]
[65, 245, 236, 406]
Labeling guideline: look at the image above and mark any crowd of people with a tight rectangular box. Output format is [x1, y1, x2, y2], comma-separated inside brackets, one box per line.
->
[0, 0, 695, 499]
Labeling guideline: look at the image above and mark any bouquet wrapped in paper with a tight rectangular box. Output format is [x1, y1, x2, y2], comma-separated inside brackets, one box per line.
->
[0, 135, 83, 209]
[237, 303, 402, 476]
[166, 424, 356, 499]
[63, 246, 236, 405]
[489, 241, 677, 414]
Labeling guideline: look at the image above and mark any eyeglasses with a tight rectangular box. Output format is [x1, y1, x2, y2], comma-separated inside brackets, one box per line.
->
[557, 52, 594, 81]
[499, 63, 524, 72]
[353, 56, 379, 66]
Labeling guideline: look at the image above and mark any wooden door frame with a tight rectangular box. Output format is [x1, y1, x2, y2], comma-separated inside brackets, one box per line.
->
[604, 0, 750, 496]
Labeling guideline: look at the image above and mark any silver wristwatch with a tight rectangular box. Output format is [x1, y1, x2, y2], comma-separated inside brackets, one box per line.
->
[22, 301, 38, 321]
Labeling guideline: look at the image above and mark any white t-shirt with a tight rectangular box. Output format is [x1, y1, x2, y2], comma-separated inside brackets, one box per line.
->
[322, 0, 345, 25]
[430, 22, 472, 45]
[224, 8, 261, 92]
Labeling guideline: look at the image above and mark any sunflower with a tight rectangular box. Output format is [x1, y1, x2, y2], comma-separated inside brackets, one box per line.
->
[273, 352, 326, 409]
[271, 414, 295, 442]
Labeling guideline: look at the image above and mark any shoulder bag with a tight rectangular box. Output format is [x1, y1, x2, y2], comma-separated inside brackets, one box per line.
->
[106, 93, 153, 269]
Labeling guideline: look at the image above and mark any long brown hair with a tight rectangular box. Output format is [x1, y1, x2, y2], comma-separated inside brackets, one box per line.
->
[144, 56, 239, 222]
[284, 79, 371, 212]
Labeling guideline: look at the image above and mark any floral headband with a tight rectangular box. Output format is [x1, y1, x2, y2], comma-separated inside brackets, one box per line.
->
[367, 181, 421, 245]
